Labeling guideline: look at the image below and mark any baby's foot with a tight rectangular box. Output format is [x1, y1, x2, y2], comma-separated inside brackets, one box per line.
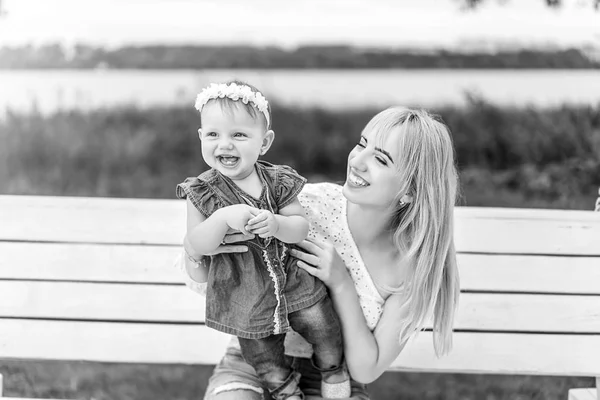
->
[321, 379, 351, 399]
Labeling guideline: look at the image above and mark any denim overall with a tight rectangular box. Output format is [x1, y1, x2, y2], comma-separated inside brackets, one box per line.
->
[176, 161, 327, 339]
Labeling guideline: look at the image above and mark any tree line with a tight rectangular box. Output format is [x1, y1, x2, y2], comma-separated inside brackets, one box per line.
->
[0, 44, 598, 69]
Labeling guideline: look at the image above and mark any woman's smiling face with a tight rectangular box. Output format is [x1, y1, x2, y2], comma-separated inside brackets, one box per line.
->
[343, 126, 403, 210]
[199, 100, 269, 181]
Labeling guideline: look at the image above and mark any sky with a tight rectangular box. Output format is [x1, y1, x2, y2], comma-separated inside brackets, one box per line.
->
[0, 0, 599, 49]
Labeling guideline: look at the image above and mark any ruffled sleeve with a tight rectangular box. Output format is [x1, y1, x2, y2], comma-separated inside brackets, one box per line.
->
[176, 176, 220, 218]
[275, 165, 307, 210]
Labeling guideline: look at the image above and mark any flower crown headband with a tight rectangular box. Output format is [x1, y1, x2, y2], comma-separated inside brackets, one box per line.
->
[194, 82, 270, 127]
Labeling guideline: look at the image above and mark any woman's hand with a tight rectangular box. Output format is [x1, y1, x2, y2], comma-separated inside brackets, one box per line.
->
[184, 228, 253, 259]
[206, 228, 254, 255]
[290, 238, 353, 294]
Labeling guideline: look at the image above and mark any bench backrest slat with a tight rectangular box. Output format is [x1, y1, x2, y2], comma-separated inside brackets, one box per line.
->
[2, 319, 599, 376]
[1, 281, 599, 333]
[2, 242, 598, 295]
[1, 195, 599, 255]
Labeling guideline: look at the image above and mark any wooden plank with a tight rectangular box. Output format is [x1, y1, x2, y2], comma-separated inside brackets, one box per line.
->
[0, 281, 205, 322]
[0, 319, 230, 364]
[391, 331, 600, 376]
[1, 282, 599, 333]
[455, 293, 600, 333]
[459, 254, 600, 295]
[455, 206, 600, 221]
[1, 195, 599, 255]
[454, 216, 600, 255]
[568, 388, 598, 400]
[1, 319, 599, 376]
[0, 195, 186, 246]
[0, 242, 183, 284]
[1, 242, 598, 294]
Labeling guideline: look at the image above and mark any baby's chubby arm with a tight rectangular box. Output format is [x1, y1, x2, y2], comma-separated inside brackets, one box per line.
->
[246, 197, 309, 243]
[185, 199, 259, 256]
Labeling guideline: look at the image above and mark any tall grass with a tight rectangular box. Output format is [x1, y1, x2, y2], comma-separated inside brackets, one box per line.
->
[1, 97, 598, 209]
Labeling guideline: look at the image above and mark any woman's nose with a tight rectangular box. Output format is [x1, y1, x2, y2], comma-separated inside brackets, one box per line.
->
[349, 150, 367, 171]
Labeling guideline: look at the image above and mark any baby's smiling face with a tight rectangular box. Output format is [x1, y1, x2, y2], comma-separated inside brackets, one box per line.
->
[199, 100, 270, 181]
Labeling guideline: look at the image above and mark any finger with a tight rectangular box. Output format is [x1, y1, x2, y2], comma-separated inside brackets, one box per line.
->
[206, 245, 249, 255]
[290, 248, 320, 267]
[297, 260, 320, 278]
[247, 213, 267, 225]
[236, 225, 251, 236]
[246, 221, 267, 231]
[223, 233, 254, 243]
[252, 226, 271, 235]
[295, 238, 324, 254]
[248, 207, 262, 217]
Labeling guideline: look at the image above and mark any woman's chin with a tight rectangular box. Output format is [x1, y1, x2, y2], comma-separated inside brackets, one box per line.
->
[342, 181, 363, 201]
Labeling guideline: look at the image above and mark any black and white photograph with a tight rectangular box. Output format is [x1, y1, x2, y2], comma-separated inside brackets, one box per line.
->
[0, 0, 599, 399]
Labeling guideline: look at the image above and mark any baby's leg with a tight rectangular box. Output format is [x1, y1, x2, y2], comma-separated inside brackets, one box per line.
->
[238, 335, 303, 400]
[289, 296, 351, 399]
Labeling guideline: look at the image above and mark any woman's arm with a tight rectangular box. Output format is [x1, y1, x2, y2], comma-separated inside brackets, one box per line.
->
[329, 280, 408, 383]
[292, 239, 409, 383]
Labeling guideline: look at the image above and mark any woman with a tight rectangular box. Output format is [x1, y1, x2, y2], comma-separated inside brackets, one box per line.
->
[182, 106, 461, 399]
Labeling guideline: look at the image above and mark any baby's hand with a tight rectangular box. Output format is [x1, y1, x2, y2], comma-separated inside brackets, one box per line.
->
[246, 210, 279, 238]
[224, 204, 260, 235]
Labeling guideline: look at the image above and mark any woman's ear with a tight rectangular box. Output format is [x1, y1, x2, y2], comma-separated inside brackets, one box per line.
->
[400, 194, 413, 205]
[260, 130, 275, 155]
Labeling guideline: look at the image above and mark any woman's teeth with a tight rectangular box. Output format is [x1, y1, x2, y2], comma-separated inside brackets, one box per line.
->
[348, 172, 369, 187]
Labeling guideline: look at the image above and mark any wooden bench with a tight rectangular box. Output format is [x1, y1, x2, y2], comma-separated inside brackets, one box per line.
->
[0, 194, 599, 399]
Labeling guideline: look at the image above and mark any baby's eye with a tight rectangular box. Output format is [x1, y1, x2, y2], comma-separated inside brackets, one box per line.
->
[234, 132, 247, 138]
[205, 132, 217, 137]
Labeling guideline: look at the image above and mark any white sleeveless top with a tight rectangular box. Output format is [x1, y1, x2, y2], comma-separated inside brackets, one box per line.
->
[179, 182, 386, 357]
[284, 182, 385, 357]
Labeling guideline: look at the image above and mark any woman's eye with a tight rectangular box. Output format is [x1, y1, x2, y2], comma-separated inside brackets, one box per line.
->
[376, 157, 388, 166]
[356, 141, 366, 148]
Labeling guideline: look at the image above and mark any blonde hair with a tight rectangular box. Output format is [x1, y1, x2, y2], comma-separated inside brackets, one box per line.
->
[366, 106, 460, 357]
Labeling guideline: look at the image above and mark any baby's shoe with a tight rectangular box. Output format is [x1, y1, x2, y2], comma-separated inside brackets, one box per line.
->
[321, 379, 351, 399]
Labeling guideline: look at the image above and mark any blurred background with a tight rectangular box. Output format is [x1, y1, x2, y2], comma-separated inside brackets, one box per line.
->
[0, 0, 598, 398]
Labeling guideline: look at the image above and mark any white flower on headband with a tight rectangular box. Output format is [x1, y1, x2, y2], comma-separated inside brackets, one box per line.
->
[195, 82, 270, 125]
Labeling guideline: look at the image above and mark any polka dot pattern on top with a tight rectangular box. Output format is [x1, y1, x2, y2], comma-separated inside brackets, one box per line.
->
[299, 182, 384, 331]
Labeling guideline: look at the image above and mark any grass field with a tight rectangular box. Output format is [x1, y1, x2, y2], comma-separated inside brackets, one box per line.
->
[0, 360, 595, 400]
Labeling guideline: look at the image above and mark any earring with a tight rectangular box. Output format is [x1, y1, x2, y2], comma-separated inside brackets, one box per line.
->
[399, 201, 406, 207]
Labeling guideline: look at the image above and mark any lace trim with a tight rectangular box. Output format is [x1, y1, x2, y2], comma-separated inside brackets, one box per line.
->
[262, 248, 283, 334]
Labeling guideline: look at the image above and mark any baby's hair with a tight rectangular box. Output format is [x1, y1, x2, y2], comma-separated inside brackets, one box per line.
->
[366, 106, 460, 357]
[198, 79, 272, 130]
